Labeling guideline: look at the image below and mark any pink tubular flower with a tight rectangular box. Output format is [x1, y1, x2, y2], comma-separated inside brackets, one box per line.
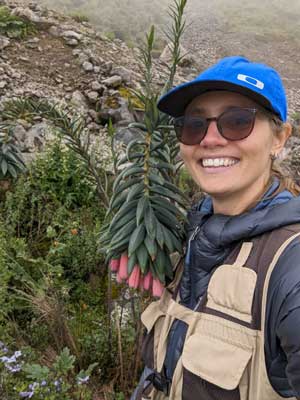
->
[143, 271, 153, 291]
[118, 253, 129, 280]
[139, 275, 144, 291]
[116, 269, 123, 283]
[128, 265, 141, 289]
[109, 258, 120, 272]
[152, 278, 164, 298]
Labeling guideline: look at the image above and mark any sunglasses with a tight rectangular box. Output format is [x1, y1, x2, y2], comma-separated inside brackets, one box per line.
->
[173, 108, 258, 145]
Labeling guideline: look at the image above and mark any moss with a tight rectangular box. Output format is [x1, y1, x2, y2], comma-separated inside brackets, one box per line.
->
[103, 96, 120, 110]
[118, 86, 144, 110]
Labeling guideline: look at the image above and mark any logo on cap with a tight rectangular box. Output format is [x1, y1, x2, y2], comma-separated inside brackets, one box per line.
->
[237, 74, 264, 90]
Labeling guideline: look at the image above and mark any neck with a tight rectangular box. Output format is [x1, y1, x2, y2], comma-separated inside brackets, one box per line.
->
[212, 175, 272, 216]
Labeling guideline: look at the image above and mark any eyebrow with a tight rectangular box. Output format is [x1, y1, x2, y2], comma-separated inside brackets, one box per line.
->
[187, 105, 250, 115]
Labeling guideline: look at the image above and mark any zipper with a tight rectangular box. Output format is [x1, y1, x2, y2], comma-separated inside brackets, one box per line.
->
[186, 225, 200, 265]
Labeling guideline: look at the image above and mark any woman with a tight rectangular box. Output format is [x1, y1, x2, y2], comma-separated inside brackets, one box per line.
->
[132, 56, 300, 400]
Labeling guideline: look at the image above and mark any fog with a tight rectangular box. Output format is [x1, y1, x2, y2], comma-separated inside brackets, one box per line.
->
[39, 0, 300, 47]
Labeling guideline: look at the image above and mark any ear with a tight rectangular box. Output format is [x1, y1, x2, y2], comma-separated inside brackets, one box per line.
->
[271, 122, 292, 155]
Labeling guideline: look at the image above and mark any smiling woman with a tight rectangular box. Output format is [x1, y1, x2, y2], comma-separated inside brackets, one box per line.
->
[131, 56, 300, 400]
[179, 90, 291, 215]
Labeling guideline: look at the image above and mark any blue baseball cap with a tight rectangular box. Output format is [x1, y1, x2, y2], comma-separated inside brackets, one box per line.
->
[157, 56, 287, 121]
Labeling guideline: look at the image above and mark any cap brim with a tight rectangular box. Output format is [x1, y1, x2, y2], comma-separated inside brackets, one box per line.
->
[157, 80, 274, 118]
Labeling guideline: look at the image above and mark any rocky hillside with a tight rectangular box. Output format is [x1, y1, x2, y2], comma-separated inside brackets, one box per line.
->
[0, 0, 299, 180]
[0, 0, 197, 162]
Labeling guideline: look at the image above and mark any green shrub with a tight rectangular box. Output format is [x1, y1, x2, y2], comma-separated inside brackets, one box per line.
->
[0, 6, 37, 38]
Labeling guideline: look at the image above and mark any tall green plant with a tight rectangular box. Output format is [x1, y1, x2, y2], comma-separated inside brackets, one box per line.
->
[101, 0, 188, 297]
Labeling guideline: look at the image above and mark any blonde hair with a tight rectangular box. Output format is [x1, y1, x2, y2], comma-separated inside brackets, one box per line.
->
[269, 114, 300, 196]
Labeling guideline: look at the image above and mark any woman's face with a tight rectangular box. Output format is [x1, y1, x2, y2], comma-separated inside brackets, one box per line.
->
[180, 91, 290, 214]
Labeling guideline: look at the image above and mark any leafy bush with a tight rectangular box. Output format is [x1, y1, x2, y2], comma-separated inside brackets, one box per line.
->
[0, 344, 97, 400]
[0, 6, 37, 38]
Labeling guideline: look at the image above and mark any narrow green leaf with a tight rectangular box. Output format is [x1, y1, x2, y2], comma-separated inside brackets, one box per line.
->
[136, 243, 149, 273]
[127, 182, 144, 202]
[144, 205, 157, 239]
[127, 253, 137, 275]
[155, 221, 164, 249]
[128, 224, 146, 256]
[1, 159, 7, 176]
[136, 196, 150, 225]
[144, 235, 158, 261]
[109, 219, 136, 247]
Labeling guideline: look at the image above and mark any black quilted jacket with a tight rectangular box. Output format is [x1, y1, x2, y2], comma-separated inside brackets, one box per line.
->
[166, 183, 300, 398]
[132, 180, 300, 398]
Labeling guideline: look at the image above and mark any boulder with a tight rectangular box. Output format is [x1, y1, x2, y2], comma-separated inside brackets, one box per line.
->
[102, 75, 122, 88]
[71, 90, 89, 110]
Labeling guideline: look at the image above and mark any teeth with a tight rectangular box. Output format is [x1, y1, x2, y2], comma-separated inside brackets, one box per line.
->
[202, 158, 238, 167]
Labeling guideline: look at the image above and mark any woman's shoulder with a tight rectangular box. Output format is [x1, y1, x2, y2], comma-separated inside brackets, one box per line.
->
[269, 232, 300, 299]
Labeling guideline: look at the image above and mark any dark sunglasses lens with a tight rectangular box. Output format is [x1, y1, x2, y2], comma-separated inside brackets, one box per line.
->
[219, 109, 255, 140]
[174, 117, 207, 145]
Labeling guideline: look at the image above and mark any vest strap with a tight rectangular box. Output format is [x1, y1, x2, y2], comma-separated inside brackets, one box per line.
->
[232, 242, 253, 268]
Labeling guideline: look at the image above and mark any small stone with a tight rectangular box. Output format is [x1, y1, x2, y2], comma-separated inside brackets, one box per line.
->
[62, 30, 82, 41]
[72, 49, 81, 57]
[65, 38, 78, 47]
[103, 61, 113, 73]
[71, 90, 89, 110]
[111, 66, 133, 84]
[94, 66, 100, 73]
[86, 91, 99, 103]
[90, 81, 104, 92]
[49, 26, 60, 36]
[0, 81, 7, 89]
[102, 75, 122, 88]
[82, 61, 94, 72]
[88, 109, 99, 121]
[0, 35, 10, 50]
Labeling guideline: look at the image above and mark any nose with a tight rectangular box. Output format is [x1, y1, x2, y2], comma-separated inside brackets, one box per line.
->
[200, 120, 228, 147]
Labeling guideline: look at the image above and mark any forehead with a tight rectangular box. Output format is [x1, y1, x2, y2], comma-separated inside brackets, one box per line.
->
[185, 90, 258, 115]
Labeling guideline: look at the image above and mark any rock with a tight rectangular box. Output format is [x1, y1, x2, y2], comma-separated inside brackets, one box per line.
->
[160, 43, 195, 68]
[82, 61, 94, 72]
[111, 66, 133, 84]
[114, 126, 143, 145]
[0, 35, 10, 50]
[65, 38, 78, 47]
[102, 75, 122, 88]
[90, 81, 105, 93]
[0, 81, 7, 89]
[71, 90, 89, 110]
[62, 30, 82, 41]
[86, 91, 99, 103]
[13, 124, 27, 148]
[102, 61, 113, 74]
[49, 25, 61, 37]
[88, 109, 99, 122]
[99, 108, 122, 124]
[11, 7, 53, 30]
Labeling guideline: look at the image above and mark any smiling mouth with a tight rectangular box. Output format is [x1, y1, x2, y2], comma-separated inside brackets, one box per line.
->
[200, 157, 240, 168]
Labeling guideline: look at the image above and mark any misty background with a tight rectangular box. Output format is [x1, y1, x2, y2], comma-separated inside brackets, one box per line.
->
[38, 0, 300, 111]
[38, 0, 300, 46]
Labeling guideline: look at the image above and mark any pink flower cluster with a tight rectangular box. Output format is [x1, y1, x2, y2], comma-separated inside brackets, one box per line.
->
[109, 253, 164, 297]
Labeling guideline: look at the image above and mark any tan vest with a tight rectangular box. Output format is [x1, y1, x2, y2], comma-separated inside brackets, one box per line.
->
[140, 226, 300, 400]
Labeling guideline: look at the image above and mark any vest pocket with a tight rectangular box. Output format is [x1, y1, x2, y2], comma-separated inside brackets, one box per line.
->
[182, 332, 252, 391]
[206, 265, 257, 323]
